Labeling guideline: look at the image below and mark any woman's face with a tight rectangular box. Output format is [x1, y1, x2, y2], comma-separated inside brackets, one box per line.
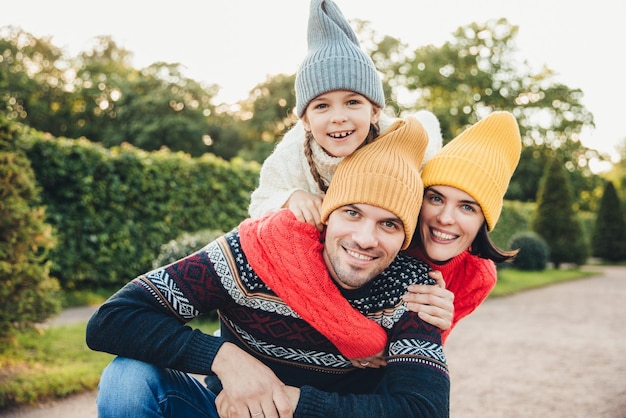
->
[418, 185, 485, 263]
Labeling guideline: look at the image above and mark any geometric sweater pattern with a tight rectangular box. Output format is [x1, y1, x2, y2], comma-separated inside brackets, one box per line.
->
[87, 211, 451, 415]
[135, 227, 448, 388]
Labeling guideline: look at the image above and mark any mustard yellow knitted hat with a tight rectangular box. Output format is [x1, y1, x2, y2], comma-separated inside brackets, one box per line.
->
[421, 111, 522, 231]
[321, 117, 427, 249]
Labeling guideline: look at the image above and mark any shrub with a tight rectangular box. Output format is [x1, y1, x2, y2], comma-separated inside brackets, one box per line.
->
[509, 231, 549, 271]
[20, 133, 260, 289]
[152, 229, 225, 268]
[0, 118, 61, 341]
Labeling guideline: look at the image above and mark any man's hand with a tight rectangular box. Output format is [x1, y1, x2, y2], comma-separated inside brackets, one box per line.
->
[402, 270, 454, 330]
[216, 385, 301, 418]
[284, 190, 324, 231]
[212, 342, 294, 418]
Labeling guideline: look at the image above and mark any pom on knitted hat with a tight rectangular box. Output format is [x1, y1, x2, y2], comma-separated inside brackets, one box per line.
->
[421, 111, 522, 231]
[321, 116, 427, 249]
[295, 0, 385, 116]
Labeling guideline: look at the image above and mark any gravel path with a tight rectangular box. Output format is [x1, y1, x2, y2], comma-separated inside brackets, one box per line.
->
[1, 266, 624, 418]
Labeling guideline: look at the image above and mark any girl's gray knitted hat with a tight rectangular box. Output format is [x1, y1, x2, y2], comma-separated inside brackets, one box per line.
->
[295, 0, 385, 116]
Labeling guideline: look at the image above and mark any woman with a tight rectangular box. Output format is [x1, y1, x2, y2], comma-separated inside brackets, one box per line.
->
[403, 110, 521, 343]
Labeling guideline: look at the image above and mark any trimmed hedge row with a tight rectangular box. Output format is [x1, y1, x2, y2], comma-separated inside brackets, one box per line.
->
[18, 130, 260, 289]
[0, 121, 61, 339]
[10, 128, 596, 290]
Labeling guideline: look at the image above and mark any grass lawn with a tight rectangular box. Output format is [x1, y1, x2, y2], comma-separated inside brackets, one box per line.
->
[0, 266, 603, 409]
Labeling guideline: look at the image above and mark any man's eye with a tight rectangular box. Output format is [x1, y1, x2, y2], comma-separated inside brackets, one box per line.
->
[383, 221, 399, 229]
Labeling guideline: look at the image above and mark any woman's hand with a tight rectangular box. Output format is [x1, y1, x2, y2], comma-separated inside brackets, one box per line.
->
[348, 350, 387, 369]
[402, 270, 454, 330]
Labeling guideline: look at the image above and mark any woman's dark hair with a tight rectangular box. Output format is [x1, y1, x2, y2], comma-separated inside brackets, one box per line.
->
[304, 122, 380, 193]
[469, 222, 519, 263]
[408, 218, 519, 264]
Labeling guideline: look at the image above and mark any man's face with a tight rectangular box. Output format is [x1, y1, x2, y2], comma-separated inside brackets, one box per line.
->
[323, 203, 405, 289]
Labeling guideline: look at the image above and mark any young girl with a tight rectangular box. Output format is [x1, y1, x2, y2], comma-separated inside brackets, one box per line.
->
[402, 111, 521, 343]
[248, 0, 443, 231]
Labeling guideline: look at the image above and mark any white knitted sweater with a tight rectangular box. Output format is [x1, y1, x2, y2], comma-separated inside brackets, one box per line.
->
[248, 110, 443, 219]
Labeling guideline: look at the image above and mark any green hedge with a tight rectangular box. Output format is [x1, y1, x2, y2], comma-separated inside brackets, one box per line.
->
[0, 119, 61, 340]
[10, 127, 597, 290]
[17, 130, 260, 289]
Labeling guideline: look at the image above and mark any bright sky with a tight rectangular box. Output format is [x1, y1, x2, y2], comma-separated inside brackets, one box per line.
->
[3, 0, 624, 168]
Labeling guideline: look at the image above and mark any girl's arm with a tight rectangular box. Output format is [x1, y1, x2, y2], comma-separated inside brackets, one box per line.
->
[248, 121, 323, 219]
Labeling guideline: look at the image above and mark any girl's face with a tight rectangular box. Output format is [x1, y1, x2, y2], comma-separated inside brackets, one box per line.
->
[418, 185, 485, 263]
[301, 90, 381, 157]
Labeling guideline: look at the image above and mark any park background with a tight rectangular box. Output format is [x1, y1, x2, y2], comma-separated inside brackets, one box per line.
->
[2, 0, 626, 411]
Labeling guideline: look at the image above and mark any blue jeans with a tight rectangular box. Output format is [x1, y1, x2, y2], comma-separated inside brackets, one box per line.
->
[97, 357, 219, 418]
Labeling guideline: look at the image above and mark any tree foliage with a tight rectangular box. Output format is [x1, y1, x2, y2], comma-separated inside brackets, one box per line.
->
[365, 18, 605, 210]
[231, 73, 297, 162]
[591, 181, 626, 261]
[532, 155, 588, 268]
[605, 137, 626, 204]
[0, 20, 612, 208]
[0, 29, 231, 158]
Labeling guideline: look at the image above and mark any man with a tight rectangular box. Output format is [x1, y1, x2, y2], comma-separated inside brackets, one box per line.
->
[86, 116, 449, 417]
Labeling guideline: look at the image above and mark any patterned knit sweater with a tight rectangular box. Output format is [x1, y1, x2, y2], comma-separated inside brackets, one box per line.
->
[403, 247, 497, 343]
[86, 211, 450, 418]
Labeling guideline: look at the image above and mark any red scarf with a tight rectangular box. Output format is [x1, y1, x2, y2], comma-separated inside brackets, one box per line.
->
[238, 209, 387, 358]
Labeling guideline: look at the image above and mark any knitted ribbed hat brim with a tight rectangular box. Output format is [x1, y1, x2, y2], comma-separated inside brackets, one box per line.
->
[322, 117, 427, 249]
[421, 111, 522, 230]
[295, 0, 384, 116]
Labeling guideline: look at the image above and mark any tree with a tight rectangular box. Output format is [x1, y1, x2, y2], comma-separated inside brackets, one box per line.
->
[532, 155, 588, 268]
[591, 181, 626, 261]
[0, 26, 71, 136]
[606, 137, 626, 204]
[0, 116, 61, 342]
[369, 18, 605, 210]
[234, 73, 297, 162]
[70, 38, 223, 157]
[0, 30, 233, 159]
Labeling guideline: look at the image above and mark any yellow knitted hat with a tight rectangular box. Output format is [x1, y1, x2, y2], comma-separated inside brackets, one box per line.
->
[321, 117, 427, 249]
[421, 111, 522, 231]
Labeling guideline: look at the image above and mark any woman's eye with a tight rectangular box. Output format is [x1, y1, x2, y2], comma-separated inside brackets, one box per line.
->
[462, 204, 475, 212]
